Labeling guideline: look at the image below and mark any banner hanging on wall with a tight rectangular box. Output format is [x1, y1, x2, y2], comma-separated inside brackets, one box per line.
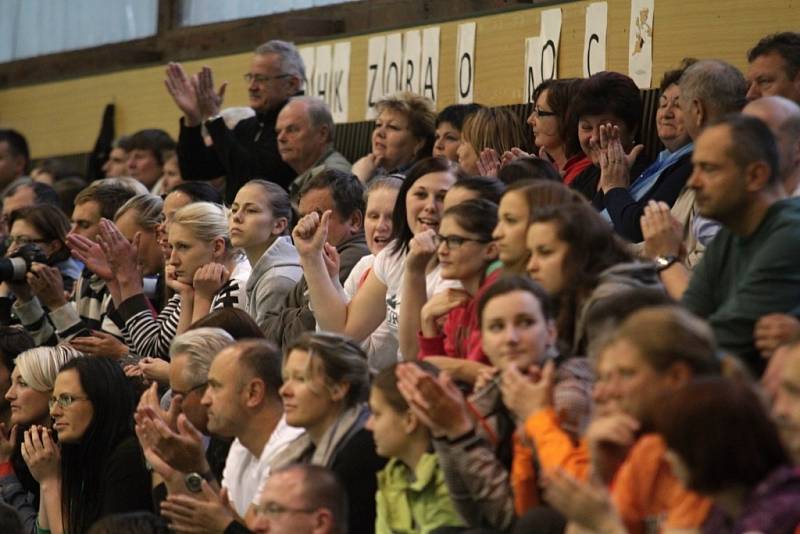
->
[456, 22, 476, 104]
[539, 8, 562, 83]
[331, 41, 351, 123]
[365, 35, 387, 119]
[628, 0, 654, 88]
[421, 26, 441, 105]
[583, 2, 608, 78]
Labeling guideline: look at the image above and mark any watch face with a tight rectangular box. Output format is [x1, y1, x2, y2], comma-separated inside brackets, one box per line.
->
[185, 473, 203, 493]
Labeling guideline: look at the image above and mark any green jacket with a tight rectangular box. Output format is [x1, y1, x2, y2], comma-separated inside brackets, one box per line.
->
[375, 453, 465, 534]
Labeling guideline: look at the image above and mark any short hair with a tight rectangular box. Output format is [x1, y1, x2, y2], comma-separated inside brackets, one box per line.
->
[710, 113, 781, 185]
[101, 177, 149, 196]
[288, 96, 335, 143]
[188, 308, 265, 340]
[389, 157, 466, 255]
[235, 339, 284, 400]
[15, 345, 81, 392]
[0, 129, 30, 167]
[255, 40, 306, 82]
[442, 198, 498, 242]
[169, 327, 234, 387]
[242, 179, 293, 228]
[660, 57, 698, 92]
[286, 331, 370, 407]
[748, 31, 800, 80]
[0, 326, 35, 373]
[435, 103, 483, 130]
[115, 193, 163, 230]
[460, 107, 531, 160]
[533, 78, 586, 157]
[571, 72, 642, 137]
[654, 378, 788, 493]
[364, 176, 403, 206]
[376, 92, 437, 159]
[498, 157, 561, 185]
[299, 168, 365, 222]
[87, 512, 168, 534]
[449, 176, 506, 204]
[4, 180, 61, 208]
[113, 135, 133, 151]
[170, 181, 223, 205]
[74, 181, 139, 220]
[53, 176, 88, 216]
[274, 464, 348, 533]
[9, 204, 72, 262]
[172, 201, 232, 251]
[602, 306, 720, 376]
[679, 60, 747, 120]
[478, 275, 554, 327]
[127, 129, 176, 166]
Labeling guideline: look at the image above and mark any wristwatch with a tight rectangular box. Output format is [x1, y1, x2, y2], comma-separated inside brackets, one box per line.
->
[654, 254, 679, 272]
[184, 471, 214, 493]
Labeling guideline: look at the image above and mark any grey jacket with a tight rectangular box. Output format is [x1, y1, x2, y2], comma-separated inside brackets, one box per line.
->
[245, 236, 303, 332]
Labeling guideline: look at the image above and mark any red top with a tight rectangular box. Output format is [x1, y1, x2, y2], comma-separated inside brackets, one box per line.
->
[561, 153, 592, 186]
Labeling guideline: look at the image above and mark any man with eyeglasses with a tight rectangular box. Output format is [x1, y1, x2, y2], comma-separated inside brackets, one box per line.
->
[165, 40, 304, 204]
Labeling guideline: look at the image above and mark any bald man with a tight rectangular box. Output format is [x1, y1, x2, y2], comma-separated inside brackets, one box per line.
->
[743, 95, 800, 196]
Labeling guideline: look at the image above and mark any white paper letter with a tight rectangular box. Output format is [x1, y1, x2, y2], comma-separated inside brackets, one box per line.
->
[403, 30, 422, 94]
[583, 2, 608, 78]
[523, 36, 542, 103]
[628, 0, 654, 88]
[365, 35, 386, 120]
[539, 9, 562, 82]
[314, 44, 333, 107]
[384, 33, 404, 96]
[331, 41, 351, 123]
[456, 22, 476, 104]
[299, 46, 316, 96]
[421, 27, 440, 105]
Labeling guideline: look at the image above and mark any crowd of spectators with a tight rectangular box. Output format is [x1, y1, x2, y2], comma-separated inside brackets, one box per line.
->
[1, 28, 800, 534]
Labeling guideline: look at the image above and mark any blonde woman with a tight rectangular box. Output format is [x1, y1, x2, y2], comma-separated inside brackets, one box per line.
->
[456, 107, 530, 176]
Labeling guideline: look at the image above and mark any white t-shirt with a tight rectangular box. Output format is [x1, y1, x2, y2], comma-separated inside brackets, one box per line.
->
[221, 416, 304, 515]
[371, 243, 460, 359]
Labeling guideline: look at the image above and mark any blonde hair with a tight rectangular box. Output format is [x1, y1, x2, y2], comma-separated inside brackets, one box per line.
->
[172, 201, 233, 252]
[461, 107, 530, 157]
[16, 346, 81, 392]
[376, 92, 436, 157]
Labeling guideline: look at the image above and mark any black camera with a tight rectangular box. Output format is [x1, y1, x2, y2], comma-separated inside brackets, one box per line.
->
[0, 243, 49, 282]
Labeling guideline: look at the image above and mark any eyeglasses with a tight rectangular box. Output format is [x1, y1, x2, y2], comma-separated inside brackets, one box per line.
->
[49, 393, 90, 410]
[531, 107, 558, 118]
[4, 235, 47, 248]
[172, 382, 208, 397]
[434, 234, 492, 250]
[243, 73, 292, 84]
[252, 502, 317, 517]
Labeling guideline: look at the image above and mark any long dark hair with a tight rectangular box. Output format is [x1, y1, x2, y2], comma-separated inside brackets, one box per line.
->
[389, 157, 464, 255]
[530, 203, 632, 352]
[9, 205, 71, 263]
[57, 357, 137, 533]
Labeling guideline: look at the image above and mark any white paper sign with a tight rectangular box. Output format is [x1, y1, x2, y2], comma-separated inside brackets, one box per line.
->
[384, 33, 404, 96]
[456, 22, 476, 104]
[402, 30, 422, 94]
[313, 44, 333, 107]
[365, 35, 386, 119]
[421, 27, 440, 105]
[331, 41, 351, 123]
[583, 2, 608, 78]
[539, 9, 562, 82]
[523, 36, 542, 104]
[299, 46, 316, 96]
[628, 0, 654, 88]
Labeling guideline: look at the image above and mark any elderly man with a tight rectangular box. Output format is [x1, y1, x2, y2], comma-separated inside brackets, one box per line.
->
[275, 96, 351, 207]
[743, 95, 800, 196]
[166, 40, 303, 203]
[746, 32, 800, 103]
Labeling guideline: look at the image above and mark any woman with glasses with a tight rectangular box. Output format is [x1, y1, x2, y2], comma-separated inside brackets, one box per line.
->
[352, 92, 437, 183]
[417, 199, 499, 385]
[22, 357, 151, 534]
[274, 331, 386, 534]
[0, 205, 81, 325]
[295, 157, 463, 363]
[1, 345, 78, 534]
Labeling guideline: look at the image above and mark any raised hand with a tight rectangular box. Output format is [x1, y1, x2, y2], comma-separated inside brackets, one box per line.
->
[640, 200, 684, 260]
[166, 265, 194, 296]
[161, 480, 238, 534]
[165, 62, 203, 126]
[70, 330, 128, 359]
[292, 210, 330, 258]
[477, 148, 502, 178]
[21, 425, 60, 483]
[322, 242, 341, 282]
[395, 363, 473, 439]
[352, 153, 379, 184]
[754, 313, 800, 359]
[67, 233, 113, 281]
[420, 288, 470, 336]
[406, 229, 437, 273]
[27, 264, 66, 310]
[195, 66, 227, 121]
[0, 422, 18, 463]
[500, 147, 530, 168]
[500, 359, 556, 422]
[97, 219, 142, 286]
[192, 263, 230, 301]
[597, 124, 643, 193]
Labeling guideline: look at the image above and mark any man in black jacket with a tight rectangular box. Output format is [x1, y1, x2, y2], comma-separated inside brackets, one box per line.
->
[165, 40, 304, 203]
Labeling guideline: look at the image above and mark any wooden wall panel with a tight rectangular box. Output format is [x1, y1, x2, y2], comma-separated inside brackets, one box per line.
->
[1, 0, 799, 159]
